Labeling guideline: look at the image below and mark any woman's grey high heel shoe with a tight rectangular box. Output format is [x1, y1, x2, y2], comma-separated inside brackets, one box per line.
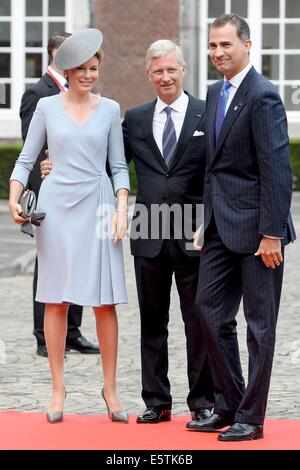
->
[46, 390, 66, 423]
[46, 410, 63, 423]
[102, 389, 129, 423]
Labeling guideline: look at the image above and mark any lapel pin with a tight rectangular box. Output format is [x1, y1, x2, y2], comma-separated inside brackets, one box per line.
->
[234, 103, 243, 111]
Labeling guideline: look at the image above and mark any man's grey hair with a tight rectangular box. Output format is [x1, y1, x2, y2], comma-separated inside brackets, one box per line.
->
[146, 39, 186, 71]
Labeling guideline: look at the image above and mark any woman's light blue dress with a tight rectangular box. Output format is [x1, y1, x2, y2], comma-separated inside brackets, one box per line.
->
[10, 94, 130, 306]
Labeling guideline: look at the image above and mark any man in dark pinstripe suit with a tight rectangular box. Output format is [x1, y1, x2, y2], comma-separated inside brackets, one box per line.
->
[186, 14, 296, 441]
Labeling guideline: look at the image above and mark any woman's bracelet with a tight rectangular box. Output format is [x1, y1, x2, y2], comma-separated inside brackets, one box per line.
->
[116, 209, 128, 216]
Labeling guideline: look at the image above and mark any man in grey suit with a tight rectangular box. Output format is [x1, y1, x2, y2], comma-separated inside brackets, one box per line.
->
[187, 14, 296, 441]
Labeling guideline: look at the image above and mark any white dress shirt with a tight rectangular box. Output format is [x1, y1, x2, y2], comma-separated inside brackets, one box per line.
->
[153, 91, 189, 155]
[225, 62, 252, 114]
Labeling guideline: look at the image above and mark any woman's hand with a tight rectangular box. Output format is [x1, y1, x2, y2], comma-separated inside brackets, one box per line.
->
[8, 200, 30, 225]
[111, 209, 128, 244]
[9, 181, 29, 225]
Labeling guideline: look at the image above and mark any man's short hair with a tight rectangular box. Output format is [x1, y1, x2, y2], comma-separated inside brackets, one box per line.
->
[210, 14, 250, 41]
[146, 39, 186, 71]
[47, 32, 71, 63]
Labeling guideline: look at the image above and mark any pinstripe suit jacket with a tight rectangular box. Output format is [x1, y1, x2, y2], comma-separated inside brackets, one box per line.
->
[204, 66, 296, 253]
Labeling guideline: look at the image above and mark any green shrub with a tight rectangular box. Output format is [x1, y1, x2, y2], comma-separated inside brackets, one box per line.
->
[128, 160, 137, 194]
[291, 142, 300, 191]
[0, 146, 21, 199]
[0, 142, 299, 198]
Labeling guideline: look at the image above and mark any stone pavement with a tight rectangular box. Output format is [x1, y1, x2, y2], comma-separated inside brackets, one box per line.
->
[0, 196, 299, 419]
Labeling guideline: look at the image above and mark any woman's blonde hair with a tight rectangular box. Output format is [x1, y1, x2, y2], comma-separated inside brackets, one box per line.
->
[95, 48, 104, 65]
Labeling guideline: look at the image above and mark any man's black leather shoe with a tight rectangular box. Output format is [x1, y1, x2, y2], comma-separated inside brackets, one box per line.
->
[191, 408, 213, 421]
[36, 344, 48, 357]
[186, 413, 234, 432]
[36, 344, 66, 359]
[136, 407, 171, 424]
[37, 344, 67, 358]
[66, 336, 100, 354]
[218, 423, 264, 441]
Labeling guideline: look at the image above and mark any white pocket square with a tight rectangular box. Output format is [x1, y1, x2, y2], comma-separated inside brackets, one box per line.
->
[193, 130, 205, 137]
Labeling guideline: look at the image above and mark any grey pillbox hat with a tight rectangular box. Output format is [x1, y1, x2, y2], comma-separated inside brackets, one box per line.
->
[54, 28, 103, 71]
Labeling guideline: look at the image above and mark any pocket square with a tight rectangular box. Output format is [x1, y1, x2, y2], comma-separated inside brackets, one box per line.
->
[193, 130, 205, 137]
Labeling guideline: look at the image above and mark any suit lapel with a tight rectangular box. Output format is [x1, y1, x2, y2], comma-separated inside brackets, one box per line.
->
[141, 100, 169, 172]
[168, 94, 204, 171]
[43, 73, 61, 95]
[213, 67, 255, 160]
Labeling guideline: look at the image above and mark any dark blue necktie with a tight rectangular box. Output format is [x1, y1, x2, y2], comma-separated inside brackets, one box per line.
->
[215, 81, 232, 141]
[162, 106, 177, 167]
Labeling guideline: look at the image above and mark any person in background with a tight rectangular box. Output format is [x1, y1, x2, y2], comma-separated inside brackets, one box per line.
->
[20, 32, 99, 357]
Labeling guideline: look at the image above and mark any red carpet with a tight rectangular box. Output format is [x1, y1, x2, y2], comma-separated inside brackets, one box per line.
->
[0, 412, 299, 450]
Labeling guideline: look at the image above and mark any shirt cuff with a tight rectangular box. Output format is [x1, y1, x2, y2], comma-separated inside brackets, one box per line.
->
[263, 235, 284, 240]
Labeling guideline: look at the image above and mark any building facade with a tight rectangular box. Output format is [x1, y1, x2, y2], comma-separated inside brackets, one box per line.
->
[0, 0, 299, 140]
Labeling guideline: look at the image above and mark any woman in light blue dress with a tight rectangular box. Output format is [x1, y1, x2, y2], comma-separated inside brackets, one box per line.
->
[9, 29, 130, 423]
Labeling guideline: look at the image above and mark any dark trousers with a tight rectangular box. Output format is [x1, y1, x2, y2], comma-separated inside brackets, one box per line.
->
[134, 239, 214, 411]
[33, 258, 83, 345]
[196, 217, 284, 425]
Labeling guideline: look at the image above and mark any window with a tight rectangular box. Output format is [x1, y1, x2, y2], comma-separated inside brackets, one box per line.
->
[0, 0, 71, 112]
[199, 0, 300, 114]
[0, 0, 11, 16]
[26, 0, 43, 16]
[25, 0, 67, 87]
[262, 0, 300, 111]
[0, 0, 11, 108]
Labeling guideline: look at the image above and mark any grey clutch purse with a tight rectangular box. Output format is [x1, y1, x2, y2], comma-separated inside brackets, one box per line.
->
[19, 189, 46, 238]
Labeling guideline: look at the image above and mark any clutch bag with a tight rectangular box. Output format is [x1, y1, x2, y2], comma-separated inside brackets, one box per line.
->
[19, 189, 46, 237]
[19, 189, 36, 218]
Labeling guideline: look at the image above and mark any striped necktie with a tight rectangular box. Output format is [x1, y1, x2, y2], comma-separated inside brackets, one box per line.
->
[215, 81, 232, 141]
[162, 106, 177, 167]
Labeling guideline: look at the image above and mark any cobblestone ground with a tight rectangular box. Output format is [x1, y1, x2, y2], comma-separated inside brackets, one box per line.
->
[0, 196, 299, 419]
